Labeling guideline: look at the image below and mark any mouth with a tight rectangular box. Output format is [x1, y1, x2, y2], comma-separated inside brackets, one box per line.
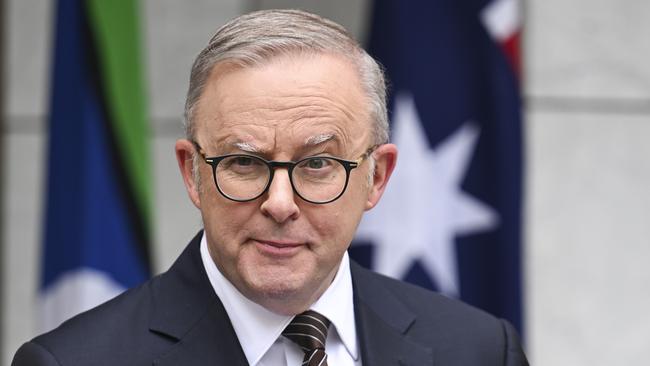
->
[253, 239, 305, 257]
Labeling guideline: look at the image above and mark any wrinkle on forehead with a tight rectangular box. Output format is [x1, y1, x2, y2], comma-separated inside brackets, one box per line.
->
[209, 125, 349, 156]
[205, 102, 360, 154]
[218, 91, 359, 126]
[203, 123, 354, 159]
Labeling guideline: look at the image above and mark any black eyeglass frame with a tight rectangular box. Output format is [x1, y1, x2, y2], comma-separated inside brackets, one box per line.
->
[191, 140, 378, 204]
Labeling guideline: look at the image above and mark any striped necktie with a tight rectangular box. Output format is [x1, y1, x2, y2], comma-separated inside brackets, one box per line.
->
[282, 310, 331, 366]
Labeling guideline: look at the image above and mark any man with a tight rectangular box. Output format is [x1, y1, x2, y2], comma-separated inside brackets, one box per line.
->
[13, 9, 528, 366]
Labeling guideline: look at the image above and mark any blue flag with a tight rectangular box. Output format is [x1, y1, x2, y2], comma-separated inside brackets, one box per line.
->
[352, 0, 524, 333]
[40, 0, 151, 331]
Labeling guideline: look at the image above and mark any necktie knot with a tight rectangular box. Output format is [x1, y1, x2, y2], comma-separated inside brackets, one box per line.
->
[282, 310, 330, 365]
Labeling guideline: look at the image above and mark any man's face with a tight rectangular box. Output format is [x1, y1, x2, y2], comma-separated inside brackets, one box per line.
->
[176, 53, 396, 314]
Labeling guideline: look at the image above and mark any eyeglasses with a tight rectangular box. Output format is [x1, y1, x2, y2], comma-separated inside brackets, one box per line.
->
[192, 141, 377, 204]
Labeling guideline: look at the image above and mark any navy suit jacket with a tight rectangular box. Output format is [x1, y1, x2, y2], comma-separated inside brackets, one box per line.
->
[13, 232, 528, 365]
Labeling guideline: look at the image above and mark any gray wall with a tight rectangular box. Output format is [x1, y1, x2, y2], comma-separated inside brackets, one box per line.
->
[525, 1, 650, 364]
[3, 1, 649, 365]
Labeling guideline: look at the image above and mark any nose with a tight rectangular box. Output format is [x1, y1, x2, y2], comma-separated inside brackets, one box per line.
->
[260, 169, 300, 223]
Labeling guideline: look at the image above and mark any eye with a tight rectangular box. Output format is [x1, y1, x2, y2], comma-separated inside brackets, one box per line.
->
[307, 158, 327, 169]
[233, 156, 255, 167]
[303, 157, 330, 170]
[221, 155, 265, 172]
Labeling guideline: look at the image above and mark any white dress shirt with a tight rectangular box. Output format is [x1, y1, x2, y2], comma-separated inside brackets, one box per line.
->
[200, 234, 361, 365]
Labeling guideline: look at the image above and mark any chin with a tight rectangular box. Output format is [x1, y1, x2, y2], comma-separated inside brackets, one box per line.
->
[251, 272, 305, 298]
[243, 271, 313, 309]
[236, 254, 323, 306]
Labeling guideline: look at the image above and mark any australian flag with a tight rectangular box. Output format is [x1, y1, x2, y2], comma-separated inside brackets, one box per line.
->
[352, 0, 524, 334]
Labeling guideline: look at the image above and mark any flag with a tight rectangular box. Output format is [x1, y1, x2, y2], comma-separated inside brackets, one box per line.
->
[351, 0, 524, 333]
[40, 0, 152, 331]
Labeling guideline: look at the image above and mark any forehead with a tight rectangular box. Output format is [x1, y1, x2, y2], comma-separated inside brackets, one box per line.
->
[194, 53, 371, 154]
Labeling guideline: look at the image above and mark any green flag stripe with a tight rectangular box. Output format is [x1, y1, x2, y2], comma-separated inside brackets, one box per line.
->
[85, 0, 152, 233]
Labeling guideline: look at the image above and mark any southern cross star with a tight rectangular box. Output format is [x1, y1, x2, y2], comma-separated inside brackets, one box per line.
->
[355, 93, 499, 296]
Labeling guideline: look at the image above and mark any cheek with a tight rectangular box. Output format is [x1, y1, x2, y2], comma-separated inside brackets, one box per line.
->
[308, 205, 364, 251]
[199, 193, 256, 244]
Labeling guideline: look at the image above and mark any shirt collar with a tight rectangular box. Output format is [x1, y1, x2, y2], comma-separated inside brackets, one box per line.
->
[199, 233, 359, 364]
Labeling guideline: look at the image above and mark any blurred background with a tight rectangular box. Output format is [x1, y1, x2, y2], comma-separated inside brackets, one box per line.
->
[2, 0, 650, 365]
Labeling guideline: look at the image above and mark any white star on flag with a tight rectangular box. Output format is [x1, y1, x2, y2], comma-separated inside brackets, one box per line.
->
[355, 93, 500, 296]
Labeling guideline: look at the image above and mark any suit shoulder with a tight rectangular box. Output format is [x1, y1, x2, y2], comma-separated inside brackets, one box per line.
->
[358, 264, 496, 321]
[352, 264, 528, 364]
[12, 341, 61, 366]
[24, 275, 169, 365]
[355, 264, 484, 311]
[354, 265, 512, 334]
[42, 275, 158, 336]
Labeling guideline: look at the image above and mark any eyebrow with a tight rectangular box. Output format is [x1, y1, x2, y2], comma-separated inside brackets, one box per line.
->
[232, 141, 261, 153]
[304, 133, 336, 147]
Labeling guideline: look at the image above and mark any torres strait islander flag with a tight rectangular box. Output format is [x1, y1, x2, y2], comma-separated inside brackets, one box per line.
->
[351, 0, 524, 333]
[40, 0, 152, 331]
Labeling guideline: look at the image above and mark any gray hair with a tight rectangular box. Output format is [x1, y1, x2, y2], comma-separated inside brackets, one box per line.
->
[183, 9, 389, 146]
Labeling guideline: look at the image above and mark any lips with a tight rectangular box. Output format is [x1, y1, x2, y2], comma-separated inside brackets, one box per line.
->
[253, 239, 305, 257]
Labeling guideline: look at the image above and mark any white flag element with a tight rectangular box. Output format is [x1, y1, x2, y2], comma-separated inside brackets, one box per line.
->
[39, 268, 125, 333]
[356, 93, 500, 296]
[480, 0, 522, 42]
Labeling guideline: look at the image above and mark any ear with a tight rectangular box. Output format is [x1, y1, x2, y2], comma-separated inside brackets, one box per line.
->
[365, 143, 398, 210]
[175, 139, 202, 209]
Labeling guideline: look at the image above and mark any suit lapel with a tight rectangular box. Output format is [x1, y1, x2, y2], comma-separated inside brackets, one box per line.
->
[149, 232, 248, 366]
[152, 301, 248, 366]
[351, 261, 433, 366]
